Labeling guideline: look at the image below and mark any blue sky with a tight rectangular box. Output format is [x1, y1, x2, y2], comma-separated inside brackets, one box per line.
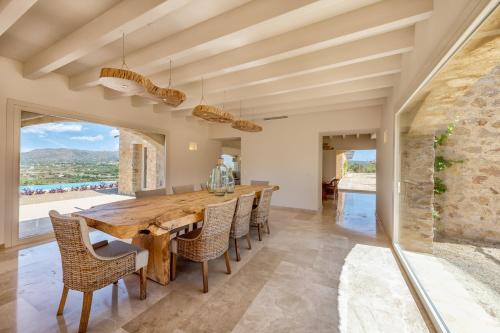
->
[352, 149, 376, 161]
[21, 122, 119, 152]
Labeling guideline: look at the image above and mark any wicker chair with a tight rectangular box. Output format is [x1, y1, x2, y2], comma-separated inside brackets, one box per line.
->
[135, 188, 167, 198]
[250, 180, 269, 186]
[172, 184, 195, 194]
[230, 192, 255, 261]
[171, 198, 237, 293]
[250, 187, 274, 241]
[49, 211, 148, 333]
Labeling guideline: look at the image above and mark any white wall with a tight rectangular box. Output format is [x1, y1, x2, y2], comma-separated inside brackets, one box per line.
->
[375, 0, 494, 240]
[322, 150, 337, 181]
[210, 107, 380, 211]
[0, 56, 219, 246]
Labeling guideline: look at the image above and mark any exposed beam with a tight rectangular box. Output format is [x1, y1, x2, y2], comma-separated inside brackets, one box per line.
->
[183, 74, 396, 111]
[173, 28, 413, 102]
[151, 0, 432, 85]
[0, 0, 38, 37]
[172, 88, 391, 116]
[370, 133, 377, 139]
[356, 133, 360, 139]
[177, 55, 401, 110]
[248, 99, 385, 119]
[23, 0, 189, 79]
[69, 0, 318, 90]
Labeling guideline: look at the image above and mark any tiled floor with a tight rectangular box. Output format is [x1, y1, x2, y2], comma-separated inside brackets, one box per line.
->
[0, 192, 431, 332]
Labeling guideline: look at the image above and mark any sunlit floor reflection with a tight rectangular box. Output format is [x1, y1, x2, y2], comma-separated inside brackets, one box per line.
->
[324, 191, 379, 238]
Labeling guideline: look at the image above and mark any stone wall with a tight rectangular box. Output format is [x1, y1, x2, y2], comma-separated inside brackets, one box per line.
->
[434, 66, 500, 243]
[398, 134, 435, 253]
[118, 129, 165, 195]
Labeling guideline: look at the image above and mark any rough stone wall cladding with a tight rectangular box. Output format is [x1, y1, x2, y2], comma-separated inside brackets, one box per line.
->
[434, 66, 500, 243]
[118, 130, 165, 195]
[399, 134, 435, 253]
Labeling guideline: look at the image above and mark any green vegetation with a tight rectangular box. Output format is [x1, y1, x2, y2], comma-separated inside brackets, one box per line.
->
[347, 160, 376, 173]
[434, 177, 447, 194]
[433, 124, 455, 148]
[20, 161, 118, 185]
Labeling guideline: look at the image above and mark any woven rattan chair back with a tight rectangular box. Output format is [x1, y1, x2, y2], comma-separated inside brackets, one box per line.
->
[135, 188, 167, 198]
[231, 192, 255, 239]
[172, 184, 195, 194]
[254, 187, 273, 222]
[250, 180, 269, 186]
[197, 198, 237, 260]
[49, 211, 135, 292]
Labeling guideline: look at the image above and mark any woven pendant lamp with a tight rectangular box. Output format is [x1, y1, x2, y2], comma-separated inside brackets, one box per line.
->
[99, 33, 146, 95]
[192, 79, 234, 123]
[143, 60, 186, 107]
[231, 102, 262, 132]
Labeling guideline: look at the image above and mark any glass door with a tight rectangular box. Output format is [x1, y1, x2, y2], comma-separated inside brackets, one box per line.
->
[393, 7, 500, 333]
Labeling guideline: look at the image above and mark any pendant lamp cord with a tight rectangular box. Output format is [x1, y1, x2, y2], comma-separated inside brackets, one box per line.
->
[121, 32, 129, 70]
[199, 77, 205, 104]
[168, 60, 172, 88]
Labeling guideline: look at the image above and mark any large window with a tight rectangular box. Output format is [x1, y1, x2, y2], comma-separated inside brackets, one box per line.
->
[394, 8, 499, 333]
[7, 106, 166, 246]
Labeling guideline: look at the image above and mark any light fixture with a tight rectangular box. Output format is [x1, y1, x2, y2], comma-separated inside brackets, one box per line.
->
[188, 142, 198, 151]
[192, 78, 234, 123]
[100, 35, 186, 106]
[99, 33, 146, 95]
[231, 101, 262, 132]
[142, 60, 186, 107]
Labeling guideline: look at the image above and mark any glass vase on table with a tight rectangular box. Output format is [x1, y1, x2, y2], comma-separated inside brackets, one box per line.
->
[209, 158, 228, 196]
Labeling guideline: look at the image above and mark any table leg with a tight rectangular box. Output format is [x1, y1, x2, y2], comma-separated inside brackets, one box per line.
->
[132, 233, 170, 286]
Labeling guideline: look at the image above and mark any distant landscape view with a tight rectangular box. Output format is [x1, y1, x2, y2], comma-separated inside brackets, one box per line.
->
[21, 148, 118, 186]
[20, 121, 120, 194]
[346, 150, 376, 173]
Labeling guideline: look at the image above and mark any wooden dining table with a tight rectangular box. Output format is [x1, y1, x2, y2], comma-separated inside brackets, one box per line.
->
[73, 185, 279, 285]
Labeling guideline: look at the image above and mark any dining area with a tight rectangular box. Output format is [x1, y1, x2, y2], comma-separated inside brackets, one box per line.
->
[49, 170, 278, 332]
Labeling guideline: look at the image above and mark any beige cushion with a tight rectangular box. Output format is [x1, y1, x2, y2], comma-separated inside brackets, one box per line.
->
[95, 240, 148, 271]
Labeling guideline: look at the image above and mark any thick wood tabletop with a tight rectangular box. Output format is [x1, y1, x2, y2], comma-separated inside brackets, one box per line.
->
[73, 185, 279, 239]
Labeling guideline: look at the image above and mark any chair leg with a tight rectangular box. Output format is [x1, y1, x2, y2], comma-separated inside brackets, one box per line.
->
[234, 238, 241, 261]
[171, 253, 177, 281]
[139, 268, 147, 300]
[202, 261, 209, 293]
[246, 233, 252, 250]
[57, 286, 69, 316]
[224, 250, 231, 274]
[266, 220, 270, 234]
[78, 291, 93, 333]
[257, 224, 262, 241]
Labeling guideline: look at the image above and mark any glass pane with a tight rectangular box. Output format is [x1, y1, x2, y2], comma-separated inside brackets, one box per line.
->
[395, 9, 500, 332]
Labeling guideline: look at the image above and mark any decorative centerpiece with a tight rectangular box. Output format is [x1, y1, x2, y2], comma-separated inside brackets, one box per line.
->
[208, 158, 229, 196]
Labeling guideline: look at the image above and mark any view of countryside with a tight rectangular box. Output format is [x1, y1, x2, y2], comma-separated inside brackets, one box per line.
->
[21, 121, 119, 193]
[19, 119, 127, 239]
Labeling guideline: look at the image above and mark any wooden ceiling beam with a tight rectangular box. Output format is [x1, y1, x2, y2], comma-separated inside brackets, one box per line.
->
[69, 0, 319, 90]
[172, 28, 414, 104]
[176, 55, 401, 110]
[150, 0, 432, 86]
[23, 0, 189, 79]
[0, 0, 38, 37]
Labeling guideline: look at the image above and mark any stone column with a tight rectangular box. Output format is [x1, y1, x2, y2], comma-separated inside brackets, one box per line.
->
[131, 144, 143, 193]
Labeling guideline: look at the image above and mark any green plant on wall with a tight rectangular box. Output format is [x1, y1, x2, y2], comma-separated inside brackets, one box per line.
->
[434, 177, 447, 194]
[434, 155, 463, 172]
[433, 123, 458, 195]
[433, 124, 455, 148]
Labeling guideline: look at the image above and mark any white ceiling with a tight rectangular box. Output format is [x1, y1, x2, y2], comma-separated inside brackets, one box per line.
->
[0, 0, 434, 119]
